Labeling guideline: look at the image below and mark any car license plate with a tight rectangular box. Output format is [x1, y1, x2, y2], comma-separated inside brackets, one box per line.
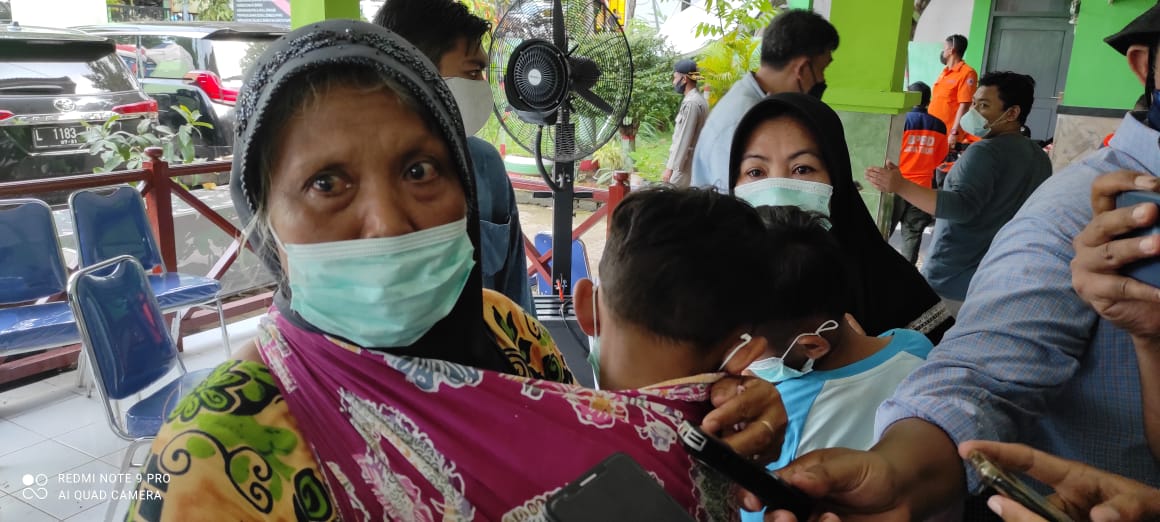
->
[32, 126, 85, 149]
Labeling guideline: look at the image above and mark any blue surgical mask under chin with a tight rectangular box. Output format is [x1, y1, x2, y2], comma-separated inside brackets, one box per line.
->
[747, 320, 839, 383]
[276, 218, 476, 348]
[734, 177, 833, 226]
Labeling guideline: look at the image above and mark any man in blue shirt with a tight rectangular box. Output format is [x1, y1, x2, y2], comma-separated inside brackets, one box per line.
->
[375, 0, 534, 315]
[690, 10, 838, 192]
[748, 8, 1160, 522]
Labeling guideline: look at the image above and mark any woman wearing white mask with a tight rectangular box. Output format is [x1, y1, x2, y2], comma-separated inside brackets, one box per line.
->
[129, 21, 788, 521]
[728, 93, 954, 344]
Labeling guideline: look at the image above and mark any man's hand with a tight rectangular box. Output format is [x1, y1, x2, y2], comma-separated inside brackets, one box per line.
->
[753, 448, 913, 522]
[703, 375, 787, 464]
[948, 131, 958, 146]
[865, 162, 905, 194]
[1070, 171, 1160, 342]
[663, 168, 673, 183]
[960, 440, 1160, 522]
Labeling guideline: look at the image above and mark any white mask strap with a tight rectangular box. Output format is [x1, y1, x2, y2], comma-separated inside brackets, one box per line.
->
[719, 333, 753, 371]
[781, 319, 840, 359]
[591, 283, 600, 337]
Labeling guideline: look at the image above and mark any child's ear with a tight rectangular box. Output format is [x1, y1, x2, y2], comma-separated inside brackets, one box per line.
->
[574, 278, 596, 336]
[798, 334, 832, 361]
[721, 335, 769, 375]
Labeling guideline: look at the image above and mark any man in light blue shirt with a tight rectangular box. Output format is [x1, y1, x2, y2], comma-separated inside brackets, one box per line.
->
[760, 9, 1160, 521]
[690, 9, 839, 192]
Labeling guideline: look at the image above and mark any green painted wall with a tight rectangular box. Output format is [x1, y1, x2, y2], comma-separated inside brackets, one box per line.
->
[964, 0, 991, 71]
[787, 0, 813, 9]
[290, 0, 360, 28]
[825, 0, 919, 114]
[1062, 0, 1152, 109]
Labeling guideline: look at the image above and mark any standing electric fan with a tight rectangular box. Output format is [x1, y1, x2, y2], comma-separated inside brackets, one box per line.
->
[488, 0, 633, 296]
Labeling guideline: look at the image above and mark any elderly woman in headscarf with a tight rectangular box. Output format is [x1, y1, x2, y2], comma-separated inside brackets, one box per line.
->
[125, 21, 788, 521]
[728, 93, 954, 344]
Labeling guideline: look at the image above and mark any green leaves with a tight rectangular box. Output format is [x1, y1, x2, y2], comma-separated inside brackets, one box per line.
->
[75, 104, 216, 173]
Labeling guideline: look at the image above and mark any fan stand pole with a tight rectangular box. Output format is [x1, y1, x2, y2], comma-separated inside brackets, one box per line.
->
[552, 123, 575, 297]
[551, 163, 575, 297]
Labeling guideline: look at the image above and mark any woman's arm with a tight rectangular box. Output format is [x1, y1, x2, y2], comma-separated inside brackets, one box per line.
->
[126, 360, 336, 521]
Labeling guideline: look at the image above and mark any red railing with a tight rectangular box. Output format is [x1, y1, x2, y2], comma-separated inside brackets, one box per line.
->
[0, 148, 269, 384]
[0, 153, 630, 384]
[509, 171, 630, 283]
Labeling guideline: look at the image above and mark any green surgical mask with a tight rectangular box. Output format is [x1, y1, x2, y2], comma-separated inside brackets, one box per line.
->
[735, 177, 833, 225]
[277, 218, 476, 348]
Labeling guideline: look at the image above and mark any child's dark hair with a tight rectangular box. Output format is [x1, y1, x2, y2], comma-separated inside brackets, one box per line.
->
[600, 187, 775, 349]
[755, 205, 850, 321]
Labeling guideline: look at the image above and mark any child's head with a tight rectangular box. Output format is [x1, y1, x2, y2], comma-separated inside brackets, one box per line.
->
[575, 187, 773, 390]
[749, 205, 851, 380]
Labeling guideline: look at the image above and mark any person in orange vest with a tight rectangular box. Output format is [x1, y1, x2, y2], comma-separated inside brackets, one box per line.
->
[930, 34, 979, 148]
[890, 81, 949, 264]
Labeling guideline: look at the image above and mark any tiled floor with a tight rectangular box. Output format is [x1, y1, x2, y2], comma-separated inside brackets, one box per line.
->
[0, 316, 261, 522]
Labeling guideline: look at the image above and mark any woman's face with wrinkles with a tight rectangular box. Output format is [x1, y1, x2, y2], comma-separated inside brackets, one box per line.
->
[265, 84, 467, 272]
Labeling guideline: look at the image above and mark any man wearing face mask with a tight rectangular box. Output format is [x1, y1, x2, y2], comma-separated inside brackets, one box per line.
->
[663, 59, 708, 188]
[753, 9, 1160, 522]
[930, 34, 979, 148]
[739, 206, 932, 522]
[866, 71, 1050, 315]
[690, 9, 838, 192]
[375, 0, 535, 315]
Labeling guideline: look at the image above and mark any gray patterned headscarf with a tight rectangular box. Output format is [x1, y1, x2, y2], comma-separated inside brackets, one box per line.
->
[229, 19, 479, 280]
[228, 20, 508, 370]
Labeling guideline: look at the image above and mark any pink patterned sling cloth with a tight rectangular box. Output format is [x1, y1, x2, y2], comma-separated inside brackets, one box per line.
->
[256, 311, 738, 521]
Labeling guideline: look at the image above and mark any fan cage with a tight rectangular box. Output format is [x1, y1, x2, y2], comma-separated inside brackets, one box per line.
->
[488, 0, 633, 162]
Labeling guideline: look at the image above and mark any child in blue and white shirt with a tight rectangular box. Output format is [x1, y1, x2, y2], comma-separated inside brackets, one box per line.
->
[741, 206, 933, 522]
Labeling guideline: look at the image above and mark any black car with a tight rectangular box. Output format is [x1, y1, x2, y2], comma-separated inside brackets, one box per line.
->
[0, 23, 156, 203]
[73, 22, 285, 162]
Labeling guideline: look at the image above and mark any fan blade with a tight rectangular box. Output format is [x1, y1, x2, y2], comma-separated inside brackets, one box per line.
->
[552, 0, 567, 51]
[575, 86, 614, 115]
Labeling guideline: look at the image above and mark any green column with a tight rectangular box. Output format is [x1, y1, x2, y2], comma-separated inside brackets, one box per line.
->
[823, 0, 921, 235]
[787, 0, 813, 9]
[964, 0, 992, 70]
[290, 0, 361, 28]
[824, 0, 919, 114]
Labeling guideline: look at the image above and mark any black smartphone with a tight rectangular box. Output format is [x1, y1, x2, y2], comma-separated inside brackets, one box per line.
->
[1115, 190, 1160, 288]
[678, 421, 813, 521]
[546, 452, 696, 522]
[966, 451, 1074, 522]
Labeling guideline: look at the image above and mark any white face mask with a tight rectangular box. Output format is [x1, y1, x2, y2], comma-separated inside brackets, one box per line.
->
[747, 319, 839, 383]
[734, 177, 834, 223]
[443, 77, 493, 137]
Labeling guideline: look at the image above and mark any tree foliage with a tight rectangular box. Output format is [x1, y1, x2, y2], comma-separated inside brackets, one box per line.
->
[694, 0, 778, 107]
[623, 20, 680, 137]
[198, 0, 234, 21]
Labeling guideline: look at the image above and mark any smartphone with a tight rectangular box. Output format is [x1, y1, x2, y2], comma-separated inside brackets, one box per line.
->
[966, 451, 1074, 522]
[678, 421, 813, 521]
[1115, 191, 1160, 288]
[546, 452, 696, 522]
